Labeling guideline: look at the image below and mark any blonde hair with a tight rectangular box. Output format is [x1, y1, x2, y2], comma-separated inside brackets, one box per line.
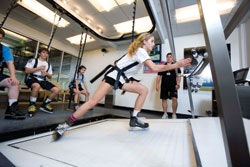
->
[127, 33, 153, 56]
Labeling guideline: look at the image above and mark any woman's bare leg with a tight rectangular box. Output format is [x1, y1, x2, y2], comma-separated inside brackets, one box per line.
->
[122, 81, 149, 129]
[122, 81, 148, 111]
[73, 81, 113, 119]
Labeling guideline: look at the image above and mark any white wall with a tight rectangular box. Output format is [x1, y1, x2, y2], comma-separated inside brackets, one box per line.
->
[82, 47, 128, 104]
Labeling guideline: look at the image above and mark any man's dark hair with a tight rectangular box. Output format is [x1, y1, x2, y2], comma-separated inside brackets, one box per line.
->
[78, 65, 86, 72]
[0, 28, 5, 37]
[166, 52, 172, 56]
[38, 47, 49, 54]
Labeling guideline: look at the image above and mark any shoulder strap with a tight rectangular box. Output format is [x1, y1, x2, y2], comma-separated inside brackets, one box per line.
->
[33, 58, 50, 72]
[114, 52, 139, 71]
[76, 73, 84, 82]
[46, 62, 50, 72]
[33, 58, 38, 68]
[30, 59, 50, 80]
[0, 44, 4, 74]
[0, 44, 2, 61]
[33, 58, 49, 71]
[27, 58, 38, 78]
[114, 53, 127, 65]
[82, 74, 84, 82]
[122, 62, 139, 71]
[76, 73, 79, 80]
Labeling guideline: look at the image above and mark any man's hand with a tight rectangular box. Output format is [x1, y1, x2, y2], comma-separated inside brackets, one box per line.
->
[8, 77, 19, 86]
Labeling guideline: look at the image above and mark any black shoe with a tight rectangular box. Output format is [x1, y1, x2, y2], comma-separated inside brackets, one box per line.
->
[129, 116, 149, 130]
[40, 101, 53, 114]
[5, 102, 26, 120]
[28, 102, 36, 117]
[73, 104, 79, 111]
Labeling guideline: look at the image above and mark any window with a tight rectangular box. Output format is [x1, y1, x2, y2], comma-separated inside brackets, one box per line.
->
[60, 52, 78, 89]
[1, 28, 38, 84]
[1, 29, 79, 90]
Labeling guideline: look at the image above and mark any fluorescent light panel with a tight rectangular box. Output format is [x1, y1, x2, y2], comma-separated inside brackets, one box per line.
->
[66, 34, 95, 45]
[88, 0, 133, 12]
[175, 0, 236, 23]
[4, 29, 29, 41]
[114, 16, 152, 34]
[17, 0, 70, 27]
[1, 42, 12, 48]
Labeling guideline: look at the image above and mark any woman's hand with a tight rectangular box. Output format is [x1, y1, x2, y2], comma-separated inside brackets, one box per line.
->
[176, 58, 192, 68]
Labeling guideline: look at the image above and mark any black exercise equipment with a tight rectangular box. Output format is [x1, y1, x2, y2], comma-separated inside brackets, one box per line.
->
[185, 56, 210, 118]
[0, 0, 18, 28]
[67, 28, 88, 110]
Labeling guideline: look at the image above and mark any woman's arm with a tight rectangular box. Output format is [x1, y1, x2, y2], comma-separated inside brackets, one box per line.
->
[144, 58, 191, 73]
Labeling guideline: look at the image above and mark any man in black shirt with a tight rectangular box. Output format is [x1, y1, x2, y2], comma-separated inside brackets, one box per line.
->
[156, 53, 181, 119]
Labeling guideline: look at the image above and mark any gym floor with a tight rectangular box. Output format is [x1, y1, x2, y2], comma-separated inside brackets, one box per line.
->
[0, 103, 249, 167]
[0, 102, 165, 141]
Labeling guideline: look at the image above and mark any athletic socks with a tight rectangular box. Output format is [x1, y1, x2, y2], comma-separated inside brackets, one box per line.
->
[66, 114, 77, 126]
[30, 96, 37, 103]
[8, 99, 17, 106]
[132, 110, 140, 117]
[45, 98, 51, 103]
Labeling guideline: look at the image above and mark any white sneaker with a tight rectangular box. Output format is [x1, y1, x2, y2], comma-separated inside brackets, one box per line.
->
[52, 122, 70, 141]
[172, 114, 177, 119]
[162, 113, 168, 119]
[56, 122, 69, 135]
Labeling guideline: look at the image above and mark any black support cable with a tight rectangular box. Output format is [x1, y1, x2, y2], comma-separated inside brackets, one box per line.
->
[0, 0, 18, 28]
[73, 28, 87, 79]
[68, 28, 88, 109]
[47, 11, 62, 51]
[131, 0, 137, 42]
[78, 29, 88, 67]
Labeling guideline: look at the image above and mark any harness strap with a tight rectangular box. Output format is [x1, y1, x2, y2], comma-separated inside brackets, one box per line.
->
[30, 74, 45, 79]
[113, 61, 139, 89]
[90, 61, 139, 91]
[90, 64, 113, 83]
[114, 66, 123, 89]
[29, 58, 50, 81]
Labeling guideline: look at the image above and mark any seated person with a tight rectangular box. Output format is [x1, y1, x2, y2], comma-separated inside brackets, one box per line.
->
[25, 48, 60, 117]
[0, 28, 25, 120]
[69, 65, 90, 110]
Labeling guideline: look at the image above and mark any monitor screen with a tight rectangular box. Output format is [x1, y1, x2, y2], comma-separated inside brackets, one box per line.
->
[149, 44, 161, 62]
[233, 68, 249, 84]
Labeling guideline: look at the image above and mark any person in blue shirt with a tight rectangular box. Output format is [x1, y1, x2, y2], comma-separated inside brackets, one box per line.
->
[0, 28, 25, 120]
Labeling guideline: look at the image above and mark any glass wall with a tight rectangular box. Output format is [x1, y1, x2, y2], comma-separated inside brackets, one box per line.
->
[1, 29, 38, 85]
[60, 52, 78, 89]
[1, 28, 77, 90]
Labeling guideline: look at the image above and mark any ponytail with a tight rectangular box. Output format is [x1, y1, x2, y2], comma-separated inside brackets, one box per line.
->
[127, 33, 153, 56]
